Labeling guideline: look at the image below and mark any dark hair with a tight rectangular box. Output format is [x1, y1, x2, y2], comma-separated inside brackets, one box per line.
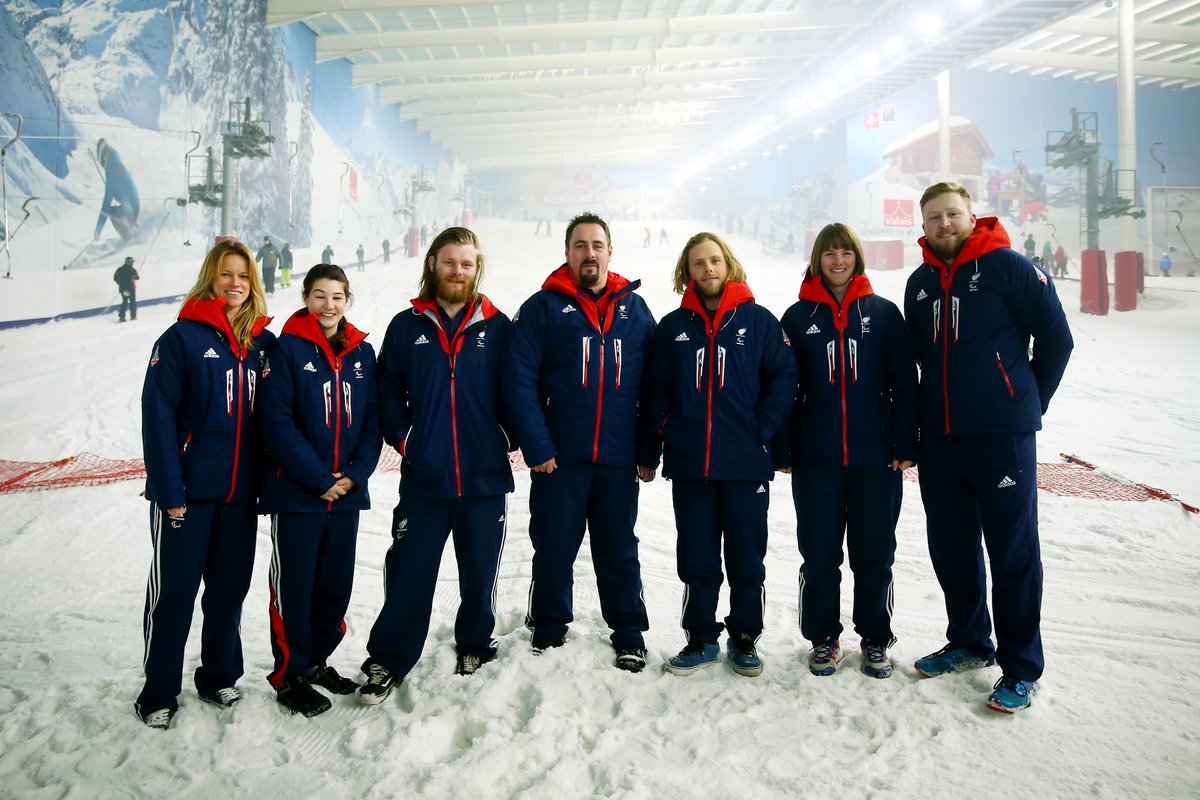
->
[302, 263, 353, 351]
[418, 227, 485, 303]
[565, 212, 611, 251]
[808, 223, 867, 280]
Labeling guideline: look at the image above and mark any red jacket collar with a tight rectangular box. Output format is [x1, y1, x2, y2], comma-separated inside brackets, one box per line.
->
[178, 297, 271, 357]
[918, 215, 1012, 275]
[681, 279, 754, 332]
[798, 272, 874, 307]
[281, 308, 367, 363]
[542, 263, 633, 298]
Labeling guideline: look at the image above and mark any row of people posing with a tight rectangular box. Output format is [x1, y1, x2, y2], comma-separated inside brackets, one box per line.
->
[136, 189, 1071, 729]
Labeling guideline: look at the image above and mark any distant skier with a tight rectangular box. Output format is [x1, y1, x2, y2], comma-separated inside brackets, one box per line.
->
[280, 243, 293, 288]
[356, 243, 365, 271]
[114, 256, 139, 322]
[94, 139, 140, 243]
[321, 244, 334, 264]
[256, 236, 280, 295]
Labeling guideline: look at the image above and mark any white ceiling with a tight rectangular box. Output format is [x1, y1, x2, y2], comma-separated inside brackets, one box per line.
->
[265, 0, 1200, 174]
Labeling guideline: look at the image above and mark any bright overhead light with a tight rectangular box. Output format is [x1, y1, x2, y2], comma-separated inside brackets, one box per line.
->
[885, 36, 904, 54]
[839, 65, 856, 83]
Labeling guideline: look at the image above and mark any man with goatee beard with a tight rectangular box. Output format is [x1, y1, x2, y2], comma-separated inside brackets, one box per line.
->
[505, 212, 658, 673]
[357, 227, 517, 706]
[904, 182, 1072, 714]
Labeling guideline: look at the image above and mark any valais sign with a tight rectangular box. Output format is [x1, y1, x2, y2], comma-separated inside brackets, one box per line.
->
[883, 199, 914, 227]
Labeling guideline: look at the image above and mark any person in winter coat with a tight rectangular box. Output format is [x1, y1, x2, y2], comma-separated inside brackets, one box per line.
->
[904, 182, 1072, 713]
[645, 232, 796, 678]
[1053, 245, 1068, 279]
[258, 264, 382, 717]
[256, 236, 280, 294]
[321, 245, 334, 265]
[280, 243, 294, 288]
[504, 212, 657, 673]
[135, 240, 274, 730]
[114, 256, 139, 322]
[780, 223, 917, 680]
[355, 244, 365, 272]
[357, 227, 515, 705]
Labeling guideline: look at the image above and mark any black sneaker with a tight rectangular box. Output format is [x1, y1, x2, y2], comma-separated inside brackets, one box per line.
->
[614, 647, 648, 673]
[309, 665, 358, 695]
[198, 686, 241, 708]
[277, 676, 332, 717]
[531, 637, 566, 654]
[358, 661, 398, 705]
[141, 708, 176, 730]
[455, 653, 495, 676]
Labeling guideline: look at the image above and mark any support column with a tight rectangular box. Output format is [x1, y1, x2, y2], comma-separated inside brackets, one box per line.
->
[1117, 0, 1137, 250]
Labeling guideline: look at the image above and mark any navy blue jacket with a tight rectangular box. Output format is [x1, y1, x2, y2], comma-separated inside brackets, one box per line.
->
[257, 309, 382, 514]
[781, 273, 917, 468]
[141, 298, 274, 509]
[505, 265, 655, 469]
[903, 217, 1073, 438]
[378, 295, 514, 499]
[645, 281, 796, 482]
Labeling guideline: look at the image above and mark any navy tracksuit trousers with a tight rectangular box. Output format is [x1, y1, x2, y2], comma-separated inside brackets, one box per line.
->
[918, 432, 1044, 681]
[526, 464, 649, 650]
[266, 511, 359, 688]
[136, 499, 258, 717]
[671, 479, 769, 644]
[792, 465, 900, 646]
[365, 494, 507, 679]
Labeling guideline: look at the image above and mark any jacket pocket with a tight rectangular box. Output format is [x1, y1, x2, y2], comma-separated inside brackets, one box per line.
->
[994, 352, 1015, 398]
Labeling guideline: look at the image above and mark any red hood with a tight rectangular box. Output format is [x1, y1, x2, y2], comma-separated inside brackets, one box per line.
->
[799, 272, 874, 307]
[410, 293, 501, 324]
[542, 263, 633, 297]
[179, 297, 271, 357]
[918, 216, 1012, 281]
[681, 279, 755, 321]
[281, 308, 368, 364]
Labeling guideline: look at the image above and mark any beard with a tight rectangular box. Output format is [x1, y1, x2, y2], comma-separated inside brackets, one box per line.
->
[437, 277, 474, 305]
[697, 277, 727, 300]
[576, 259, 601, 287]
[927, 229, 972, 264]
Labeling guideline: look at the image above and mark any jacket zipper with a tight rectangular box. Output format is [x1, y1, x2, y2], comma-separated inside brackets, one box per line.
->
[225, 358, 244, 503]
[995, 352, 1015, 397]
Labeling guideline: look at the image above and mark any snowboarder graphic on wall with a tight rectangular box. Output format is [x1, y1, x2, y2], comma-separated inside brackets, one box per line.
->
[94, 139, 140, 243]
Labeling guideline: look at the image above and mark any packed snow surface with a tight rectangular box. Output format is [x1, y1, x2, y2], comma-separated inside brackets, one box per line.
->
[1, 219, 1198, 799]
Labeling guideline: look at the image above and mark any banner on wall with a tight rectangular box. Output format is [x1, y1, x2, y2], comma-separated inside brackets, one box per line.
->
[349, 167, 358, 201]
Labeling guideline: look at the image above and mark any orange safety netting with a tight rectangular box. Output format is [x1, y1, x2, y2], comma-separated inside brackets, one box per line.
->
[0, 450, 1192, 513]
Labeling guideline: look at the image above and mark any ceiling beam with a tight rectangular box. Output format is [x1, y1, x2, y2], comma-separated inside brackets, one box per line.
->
[1046, 17, 1200, 46]
[378, 65, 794, 103]
[393, 85, 751, 114]
[984, 47, 1200, 80]
[351, 41, 825, 85]
[314, 10, 865, 61]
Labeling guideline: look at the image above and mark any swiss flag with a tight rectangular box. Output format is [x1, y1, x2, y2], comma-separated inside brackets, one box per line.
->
[864, 111, 880, 130]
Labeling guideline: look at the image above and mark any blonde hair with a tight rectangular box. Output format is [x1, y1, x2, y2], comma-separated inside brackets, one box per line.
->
[808, 223, 868, 280]
[672, 231, 748, 294]
[184, 240, 268, 351]
[418, 227, 485, 304]
[919, 181, 974, 214]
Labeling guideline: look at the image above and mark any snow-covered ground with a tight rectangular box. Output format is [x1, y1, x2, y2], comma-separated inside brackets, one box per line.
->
[1, 218, 1198, 799]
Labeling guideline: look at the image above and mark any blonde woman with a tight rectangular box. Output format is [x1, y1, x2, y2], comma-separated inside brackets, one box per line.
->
[136, 240, 273, 729]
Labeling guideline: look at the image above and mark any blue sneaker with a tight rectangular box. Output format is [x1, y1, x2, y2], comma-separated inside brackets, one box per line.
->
[914, 644, 995, 677]
[727, 636, 763, 677]
[809, 638, 843, 676]
[860, 641, 893, 679]
[665, 641, 720, 675]
[987, 675, 1038, 713]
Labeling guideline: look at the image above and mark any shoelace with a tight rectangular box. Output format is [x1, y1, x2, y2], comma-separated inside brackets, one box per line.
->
[365, 664, 393, 685]
[863, 644, 888, 663]
[993, 676, 1030, 697]
[812, 640, 838, 662]
[214, 687, 239, 704]
[460, 655, 482, 672]
[145, 709, 172, 727]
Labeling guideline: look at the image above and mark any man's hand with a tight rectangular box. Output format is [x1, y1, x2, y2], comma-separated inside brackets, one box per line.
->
[532, 458, 558, 474]
[891, 459, 915, 471]
[637, 466, 656, 483]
